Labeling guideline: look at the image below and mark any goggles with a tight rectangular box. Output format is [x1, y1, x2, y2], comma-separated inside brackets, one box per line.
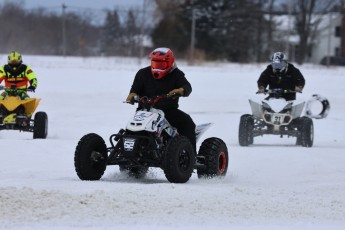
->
[8, 60, 21, 66]
[151, 60, 169, 70]
[272, 60, 287, 72]
[152, 47, 169, 55]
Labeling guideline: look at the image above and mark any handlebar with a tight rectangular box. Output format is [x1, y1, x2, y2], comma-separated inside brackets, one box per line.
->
[124, 93, 181, 105]
[0, 85, 34, 92]
[257, 88, 299, 95]
[124, 94, 168, 104]
[124, 93, 182, 111]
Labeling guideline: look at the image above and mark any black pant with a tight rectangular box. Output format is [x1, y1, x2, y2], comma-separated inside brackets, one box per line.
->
[164, 109, 196, 153]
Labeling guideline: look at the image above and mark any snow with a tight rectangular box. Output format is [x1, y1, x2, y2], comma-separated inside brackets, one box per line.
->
[0, 55, 344, 230]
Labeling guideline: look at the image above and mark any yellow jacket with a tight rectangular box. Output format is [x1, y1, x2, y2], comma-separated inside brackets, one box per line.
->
[0, 64, 37, 89]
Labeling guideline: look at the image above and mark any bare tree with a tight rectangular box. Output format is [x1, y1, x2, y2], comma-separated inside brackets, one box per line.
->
[264, 0, 276, 60]
[101, 9, 123, 56]
[124, 10, 140, 57]
[287, 0, 337, 64]
[0, 2, 100, 56]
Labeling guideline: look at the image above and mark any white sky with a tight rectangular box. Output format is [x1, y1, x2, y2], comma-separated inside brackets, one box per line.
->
[0, 0, 145, 10]
[0, 0, 149, 25]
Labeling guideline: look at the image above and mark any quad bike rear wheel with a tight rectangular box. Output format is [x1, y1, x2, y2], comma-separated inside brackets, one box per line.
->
[239, 114, 254, 146]
[298, 116, 314, 147]
[33, 111, 48, 139]
[164, 136, 195, 183]
[74, 133, 108, 180]
[197, 137, 228, 178]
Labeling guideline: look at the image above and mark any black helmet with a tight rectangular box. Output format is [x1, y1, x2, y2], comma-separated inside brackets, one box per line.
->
[271, 52, 287, 74]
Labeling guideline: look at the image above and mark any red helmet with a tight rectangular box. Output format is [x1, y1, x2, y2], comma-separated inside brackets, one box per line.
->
[149, 47, 175, 80]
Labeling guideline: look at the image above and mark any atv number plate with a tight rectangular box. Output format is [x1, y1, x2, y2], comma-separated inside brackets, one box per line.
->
[124, 138, 136, 151]
[272, 113, 284, 125]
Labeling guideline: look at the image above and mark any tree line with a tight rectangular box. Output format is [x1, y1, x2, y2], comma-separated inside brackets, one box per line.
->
[0, 0, 343, 64]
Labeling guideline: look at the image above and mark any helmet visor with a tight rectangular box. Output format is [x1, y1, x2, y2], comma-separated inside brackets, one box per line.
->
[272, 60, 287, 72]
[152, 47, 169, 55]
[8, 59, 21, 66]
[151, 60, 169, 70]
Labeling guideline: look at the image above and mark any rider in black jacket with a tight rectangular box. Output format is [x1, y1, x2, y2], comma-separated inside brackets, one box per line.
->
[126, 47, 196, 152]
[257, 52, 305, 100]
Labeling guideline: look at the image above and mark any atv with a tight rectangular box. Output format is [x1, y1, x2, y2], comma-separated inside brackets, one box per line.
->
[239, 88, 313, 147]
[0, 86, 48, 139]
[74, 94, 228, 183]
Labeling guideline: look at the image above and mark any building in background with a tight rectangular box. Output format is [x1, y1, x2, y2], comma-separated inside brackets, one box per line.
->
[310, 12, 344, 65]
[271, 11, 345, 65]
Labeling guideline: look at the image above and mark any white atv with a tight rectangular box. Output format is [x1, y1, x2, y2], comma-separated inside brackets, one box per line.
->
[74, 94, 229, 183]
[239, 89, 314, 147]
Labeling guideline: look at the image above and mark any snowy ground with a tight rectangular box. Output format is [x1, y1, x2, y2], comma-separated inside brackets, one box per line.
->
[0, 55, 344, 230]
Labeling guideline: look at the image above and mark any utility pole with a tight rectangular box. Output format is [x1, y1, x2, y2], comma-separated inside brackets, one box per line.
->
[286, 0, 292, 60]
[190, 8, 196, 65]
[62, 4, 67, 57]
[326, 12, 333, 67]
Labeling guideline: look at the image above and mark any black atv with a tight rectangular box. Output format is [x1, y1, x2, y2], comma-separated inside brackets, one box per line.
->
[74, 95, 228, 183]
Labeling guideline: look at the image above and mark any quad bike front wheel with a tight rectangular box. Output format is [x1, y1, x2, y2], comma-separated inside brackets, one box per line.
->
[197, 137, 228, 178]
[239, 114, 254, 146]
[33, 111, 48, 139]
[74, 133, 108, 180]
[164, 136, 195, 183]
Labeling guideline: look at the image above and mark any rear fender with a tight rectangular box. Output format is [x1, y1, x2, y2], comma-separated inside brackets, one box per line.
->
[291, 100, 305, 118]
[195, 123, 213, 143]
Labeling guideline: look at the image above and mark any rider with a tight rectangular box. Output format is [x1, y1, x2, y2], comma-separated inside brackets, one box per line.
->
[0, 51, 37, 100]
[257, 51, 305, 100]
[126, 47, 196, 152]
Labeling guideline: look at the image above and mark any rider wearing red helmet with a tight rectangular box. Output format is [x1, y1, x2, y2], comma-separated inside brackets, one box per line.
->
[149, 47, 176, 80]
[126, 47, 196, 152]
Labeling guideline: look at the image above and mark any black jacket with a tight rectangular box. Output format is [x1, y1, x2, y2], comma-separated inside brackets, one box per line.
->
[257, 63, 305, 100]
[129, 66, 192, 110]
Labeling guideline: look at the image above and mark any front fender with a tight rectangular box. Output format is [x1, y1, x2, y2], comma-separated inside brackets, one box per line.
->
[0, 96, 41, 115]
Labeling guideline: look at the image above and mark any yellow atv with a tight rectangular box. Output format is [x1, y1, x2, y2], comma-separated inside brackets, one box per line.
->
[0, 86, 48, 139]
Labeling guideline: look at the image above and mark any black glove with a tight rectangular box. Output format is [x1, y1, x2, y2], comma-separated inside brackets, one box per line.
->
[256, 86, 266, 94]
[28, 85, 36, 92]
